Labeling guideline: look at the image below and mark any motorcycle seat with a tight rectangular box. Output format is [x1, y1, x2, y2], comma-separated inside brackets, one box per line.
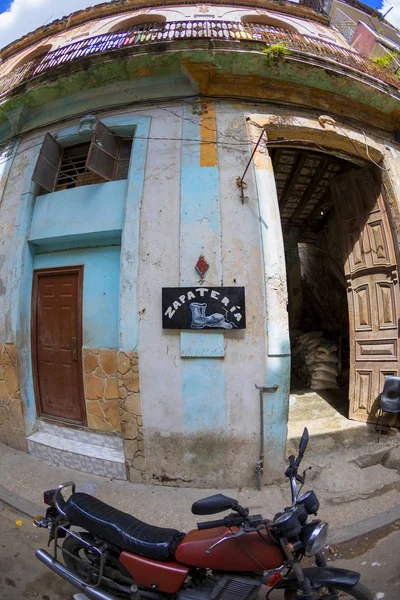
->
[64, 493, 185, 561]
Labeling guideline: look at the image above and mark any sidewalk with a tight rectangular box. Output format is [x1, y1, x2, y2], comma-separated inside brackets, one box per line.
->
[0, 436, 399, 545]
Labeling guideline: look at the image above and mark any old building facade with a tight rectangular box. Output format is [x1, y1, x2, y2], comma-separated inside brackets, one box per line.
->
[0, 0, 399, 488]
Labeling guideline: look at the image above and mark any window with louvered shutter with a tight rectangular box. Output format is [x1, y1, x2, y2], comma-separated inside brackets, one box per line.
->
[86, 121, 121, 182]
[33, 123, 132, 195]
[32, 133, 63, 193]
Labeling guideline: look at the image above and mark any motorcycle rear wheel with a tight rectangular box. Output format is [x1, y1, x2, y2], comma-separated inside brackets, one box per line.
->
[62, 534, 99, 584]
[62, 533, 133, 597]
[284, 582, 374, 600]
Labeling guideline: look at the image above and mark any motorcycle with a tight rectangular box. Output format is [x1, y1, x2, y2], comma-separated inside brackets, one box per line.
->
[34, 428, 373, 600]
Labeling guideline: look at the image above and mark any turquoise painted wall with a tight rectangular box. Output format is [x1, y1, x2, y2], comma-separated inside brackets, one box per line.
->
[6, 114, 149, 435]
[182, 359, 226, 432]
[33, 246, 121, 349]
[29, 180, 126, 249]
[179, 103, 226, 432]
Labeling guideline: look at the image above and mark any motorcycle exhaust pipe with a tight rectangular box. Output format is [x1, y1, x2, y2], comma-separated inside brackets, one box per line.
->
[35, 549, 118, 600]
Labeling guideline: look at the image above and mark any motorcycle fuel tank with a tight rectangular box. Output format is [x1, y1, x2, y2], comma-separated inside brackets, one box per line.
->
[175, 527, 284, 571]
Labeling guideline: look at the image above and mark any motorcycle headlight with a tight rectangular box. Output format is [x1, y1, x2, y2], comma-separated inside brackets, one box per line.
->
[301, 521, 329, 557]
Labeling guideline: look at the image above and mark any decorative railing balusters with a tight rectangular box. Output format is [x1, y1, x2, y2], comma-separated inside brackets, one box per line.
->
[1, 20, 399, 95]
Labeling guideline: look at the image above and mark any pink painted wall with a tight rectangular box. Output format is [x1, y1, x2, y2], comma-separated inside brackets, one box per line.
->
[351, 21, 376, 57]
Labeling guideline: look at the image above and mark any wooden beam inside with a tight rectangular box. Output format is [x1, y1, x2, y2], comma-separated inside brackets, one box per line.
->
[279, 153, 308, 210]
[289, 157, 330, 223]
[272, 148, 282, 172]
[306, 160, 353, 225]
[315, 206, 334, 232]
[306, 189, 332, 225]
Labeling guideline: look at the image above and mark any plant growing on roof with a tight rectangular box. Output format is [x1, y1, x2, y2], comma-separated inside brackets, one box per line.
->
[262, 42, 290, 61]
[373, 51, 398, 68]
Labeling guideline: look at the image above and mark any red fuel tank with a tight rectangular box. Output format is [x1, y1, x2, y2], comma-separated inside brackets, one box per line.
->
[175, 526, 284, 571]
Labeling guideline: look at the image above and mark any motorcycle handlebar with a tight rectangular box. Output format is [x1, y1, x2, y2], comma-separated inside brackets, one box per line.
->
[197, 518, 226, 530]
[197, 513, 243, 530]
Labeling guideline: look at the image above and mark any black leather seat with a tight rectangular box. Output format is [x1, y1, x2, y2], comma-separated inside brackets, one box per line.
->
[65, 493, 185, 561]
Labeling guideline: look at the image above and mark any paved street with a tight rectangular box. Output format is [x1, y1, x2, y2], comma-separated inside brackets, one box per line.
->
[0, 503, 75, 600]
[0, 502, 398, 600]
[320, 520, 400, 600]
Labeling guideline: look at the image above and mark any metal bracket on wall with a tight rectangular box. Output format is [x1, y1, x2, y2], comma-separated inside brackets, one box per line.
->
[236, 128, 266, 204]
[254, 384, 279, 491]
[255, 384, 279, 393]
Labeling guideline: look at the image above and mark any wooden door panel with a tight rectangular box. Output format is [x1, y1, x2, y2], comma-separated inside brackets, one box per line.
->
[331, 168, 400, 423]
[353, 283, 372, 331]
[379, 369, 399, 391]
[32, 267, 86, 424]
[353, 369, 373, 417]
[347, 228, 366, 273]
[376, 281, 397, 329]
[367, 218, 392, 266]
[355, 339, 398, 361]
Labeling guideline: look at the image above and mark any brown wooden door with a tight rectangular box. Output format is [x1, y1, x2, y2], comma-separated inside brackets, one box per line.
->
[331, 168, 400, 422]
[32, 267, 86, 424]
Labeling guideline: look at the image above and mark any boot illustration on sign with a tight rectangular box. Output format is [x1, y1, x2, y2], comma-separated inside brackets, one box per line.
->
[189, 302, 237, 329]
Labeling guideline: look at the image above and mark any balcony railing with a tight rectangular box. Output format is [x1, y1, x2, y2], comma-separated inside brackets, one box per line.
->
[1, 20, 399, 97]
[331, 8, 357, 45]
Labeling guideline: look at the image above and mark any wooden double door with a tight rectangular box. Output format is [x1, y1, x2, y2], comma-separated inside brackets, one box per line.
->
[331, 169, 400, 422]
[32, 266, 86, 424]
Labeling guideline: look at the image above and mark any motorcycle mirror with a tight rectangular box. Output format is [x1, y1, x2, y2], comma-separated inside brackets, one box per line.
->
[299, 427, 309, 455]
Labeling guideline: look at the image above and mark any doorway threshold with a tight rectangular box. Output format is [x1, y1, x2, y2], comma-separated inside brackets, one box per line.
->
[27, 421, 126, 480]
[287, 387, 376, 455]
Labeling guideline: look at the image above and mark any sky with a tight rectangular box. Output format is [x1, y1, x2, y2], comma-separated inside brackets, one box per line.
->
[0, 0, 399, 51]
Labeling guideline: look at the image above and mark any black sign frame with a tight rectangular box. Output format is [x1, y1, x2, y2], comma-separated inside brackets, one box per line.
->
[162, 287, 246, 330]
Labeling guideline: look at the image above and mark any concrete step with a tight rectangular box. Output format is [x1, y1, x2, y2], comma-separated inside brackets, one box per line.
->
[27, 430, 127, 480]
[37, 420, 123, 450]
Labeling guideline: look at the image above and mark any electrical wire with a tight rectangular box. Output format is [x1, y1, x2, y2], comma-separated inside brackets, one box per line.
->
[335, 124, 391, 171]
[248, 117, 390, 172]
[0, 94, 258, 167]
[0, 96, 392, 173]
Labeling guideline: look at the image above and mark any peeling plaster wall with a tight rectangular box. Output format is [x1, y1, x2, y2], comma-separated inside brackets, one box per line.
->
[1, 96, 399, 487]
[136, 106, 184, 480]
[136, 101, 274, 487]
[0, 144, 15, 335]
[0, 139, 26, 344]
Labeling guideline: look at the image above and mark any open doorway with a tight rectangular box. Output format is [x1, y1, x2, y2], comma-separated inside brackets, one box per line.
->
[270, 147, 400, 427]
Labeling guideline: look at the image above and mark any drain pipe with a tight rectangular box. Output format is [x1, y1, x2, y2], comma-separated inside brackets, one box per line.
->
[252, 125, 291, 485]
[255, 384, 279, 490]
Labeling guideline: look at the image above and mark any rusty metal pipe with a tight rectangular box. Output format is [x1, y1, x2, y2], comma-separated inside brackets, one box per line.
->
[35, 549, 118, 600]
[255, 384, 279, 490]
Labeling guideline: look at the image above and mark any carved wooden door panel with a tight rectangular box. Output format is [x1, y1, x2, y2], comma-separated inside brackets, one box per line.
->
[331, 168, 399, 422]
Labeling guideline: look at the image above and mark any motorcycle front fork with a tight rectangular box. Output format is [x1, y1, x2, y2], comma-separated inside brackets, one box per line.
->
[315, 552, 327, 568]
[297, 553, 327, 600]
[281, 544, 327, 600]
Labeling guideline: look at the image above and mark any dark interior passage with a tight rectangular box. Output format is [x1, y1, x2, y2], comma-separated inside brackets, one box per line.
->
[270, 147, 359, 402]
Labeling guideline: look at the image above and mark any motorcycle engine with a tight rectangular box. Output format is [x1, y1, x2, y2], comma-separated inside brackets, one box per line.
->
[178, 575, 262, 600]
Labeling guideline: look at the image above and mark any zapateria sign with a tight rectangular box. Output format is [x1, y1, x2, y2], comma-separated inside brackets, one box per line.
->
[162, 287, 246, 330]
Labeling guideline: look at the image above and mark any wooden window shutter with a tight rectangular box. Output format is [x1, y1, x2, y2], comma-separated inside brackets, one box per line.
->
[32, 133, 63, 193]
[86, 121, 121, 181]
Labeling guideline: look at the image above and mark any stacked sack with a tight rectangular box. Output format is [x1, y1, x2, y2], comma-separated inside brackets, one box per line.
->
[295, 332, 339, 390]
